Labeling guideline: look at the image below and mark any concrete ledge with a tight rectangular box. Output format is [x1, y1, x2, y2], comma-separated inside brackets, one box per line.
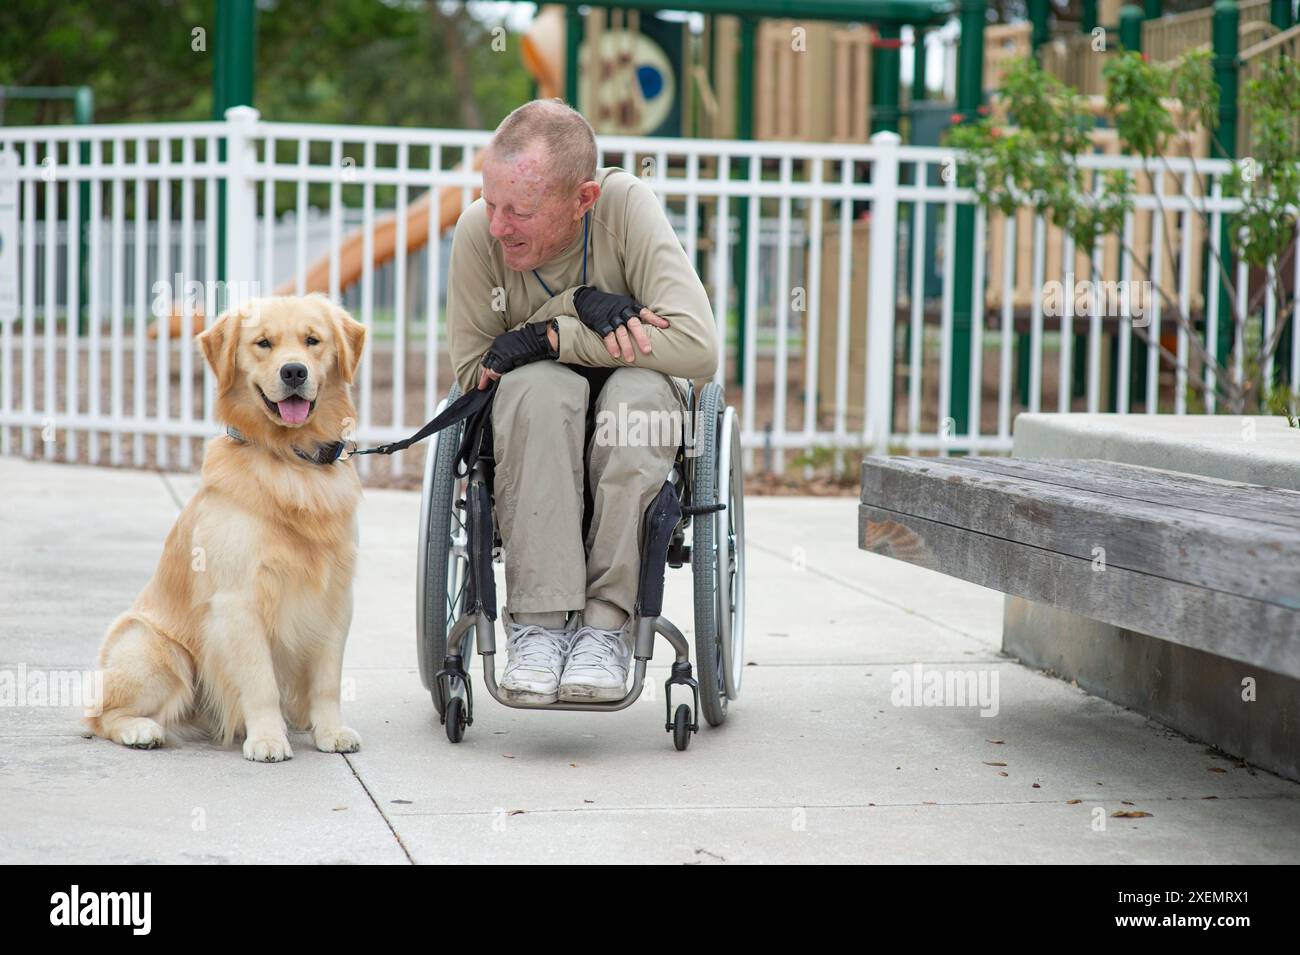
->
[1008, 413, 1300, 782]
[1014, 413, 1300, 491]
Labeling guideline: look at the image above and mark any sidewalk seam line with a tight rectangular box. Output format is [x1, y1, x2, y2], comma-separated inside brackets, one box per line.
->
[342, 753, 416, 864]
[157, 469, 185, 513]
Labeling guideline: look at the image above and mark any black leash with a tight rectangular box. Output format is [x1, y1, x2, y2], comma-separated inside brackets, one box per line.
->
[349, 379, 498, 477]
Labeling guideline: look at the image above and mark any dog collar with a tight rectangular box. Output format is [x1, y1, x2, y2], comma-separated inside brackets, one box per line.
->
[225, 425, 350, 466]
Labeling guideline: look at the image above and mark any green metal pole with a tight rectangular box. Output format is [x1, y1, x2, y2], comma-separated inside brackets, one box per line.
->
[1029, 0, 1050, 56]
[912, 28, 927, 103]
[565, 5, 581, 106]
[1076, 0, 1097, 441]
[736, 15, 754, 153]
[1212, 0, 1239, 376]
[1272, 4, 1294, 386]
[871, 25, 902, 134]
[213, 0, 256, 293]
[732, 14, 755, 388]
[1119, 4, 1143, 52]
[950, 0, 986, 438]
[74, 86, 93, 337]
[222, 1, 256, 114]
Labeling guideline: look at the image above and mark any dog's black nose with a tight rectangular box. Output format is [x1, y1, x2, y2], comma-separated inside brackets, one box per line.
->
[280, 362, 308, 387]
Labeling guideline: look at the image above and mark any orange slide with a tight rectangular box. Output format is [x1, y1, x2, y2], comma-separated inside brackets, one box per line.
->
[152, 7, 564, 338]
[522, 5, 565, 100]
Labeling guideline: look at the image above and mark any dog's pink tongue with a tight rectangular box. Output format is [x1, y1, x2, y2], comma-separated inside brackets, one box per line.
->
[277, 396, 310, 424]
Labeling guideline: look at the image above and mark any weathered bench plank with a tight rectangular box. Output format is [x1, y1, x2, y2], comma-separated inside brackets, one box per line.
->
[860, 456, 1300, 606]
[858, 457, 1300, 679]
[951, 457, 1300, 530]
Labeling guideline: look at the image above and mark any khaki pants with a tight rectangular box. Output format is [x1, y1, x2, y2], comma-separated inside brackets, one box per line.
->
[490, 361, 687, 631]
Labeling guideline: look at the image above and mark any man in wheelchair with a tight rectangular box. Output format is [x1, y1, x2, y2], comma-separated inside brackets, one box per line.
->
[445, 99, 719, 705]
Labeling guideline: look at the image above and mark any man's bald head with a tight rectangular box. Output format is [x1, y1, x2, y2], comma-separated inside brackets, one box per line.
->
[486, 99, 597, 196]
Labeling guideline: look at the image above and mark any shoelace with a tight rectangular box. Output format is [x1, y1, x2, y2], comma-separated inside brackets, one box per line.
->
[566, 628, 629, 675]
[508, 625, 567, 668]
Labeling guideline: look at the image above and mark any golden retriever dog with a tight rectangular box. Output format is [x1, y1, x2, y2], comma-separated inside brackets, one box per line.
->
[85, 294, 368, 762]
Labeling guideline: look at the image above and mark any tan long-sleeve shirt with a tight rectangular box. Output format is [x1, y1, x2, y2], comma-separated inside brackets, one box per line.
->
[446, 166, 719, 397]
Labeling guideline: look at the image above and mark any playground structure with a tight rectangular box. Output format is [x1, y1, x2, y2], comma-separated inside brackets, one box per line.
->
[1034, 0, 1299, 159]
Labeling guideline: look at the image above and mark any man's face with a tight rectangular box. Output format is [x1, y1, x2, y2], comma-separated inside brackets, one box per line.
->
[482, 145, 589, 273]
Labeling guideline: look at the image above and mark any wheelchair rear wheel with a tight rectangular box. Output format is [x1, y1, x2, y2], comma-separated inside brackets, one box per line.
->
[690, 382, 746, 727]
[416, 383, 474, 719]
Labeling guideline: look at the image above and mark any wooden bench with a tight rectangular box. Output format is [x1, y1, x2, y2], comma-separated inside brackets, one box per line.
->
[858, 456, 1300, 680]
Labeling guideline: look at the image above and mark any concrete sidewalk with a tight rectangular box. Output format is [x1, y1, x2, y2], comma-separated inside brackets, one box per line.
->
[2, 455, 1298, 864]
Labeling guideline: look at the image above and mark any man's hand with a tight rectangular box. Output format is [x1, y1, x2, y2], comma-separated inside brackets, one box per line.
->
[605, 307, 671, 362]
[573, 286, 672, 363]
[477, 321, 557, 390]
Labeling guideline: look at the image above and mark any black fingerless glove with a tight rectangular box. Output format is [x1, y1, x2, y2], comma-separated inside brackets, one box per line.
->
[573, 285, 644, 338]
[482, 321, 557, 374]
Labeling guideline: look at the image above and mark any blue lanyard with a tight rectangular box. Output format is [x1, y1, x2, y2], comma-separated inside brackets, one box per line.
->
[531, 211, 589, 298]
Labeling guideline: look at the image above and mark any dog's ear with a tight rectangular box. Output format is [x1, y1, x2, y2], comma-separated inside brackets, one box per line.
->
[326, 300, 367, 385]
[196, 306, 245, 393]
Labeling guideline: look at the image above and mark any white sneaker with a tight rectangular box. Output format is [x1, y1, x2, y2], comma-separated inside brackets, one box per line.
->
[559, 623, 635, 702]
[500, 621, 574, 704]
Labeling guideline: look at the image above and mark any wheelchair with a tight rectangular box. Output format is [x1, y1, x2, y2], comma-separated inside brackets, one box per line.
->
[415, 376, 745, 751]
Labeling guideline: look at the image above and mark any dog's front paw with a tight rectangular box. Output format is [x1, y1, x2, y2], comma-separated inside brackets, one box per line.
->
[243, 733, 294, 762]
[314, 725, 362, 754]
[116, 717, 166, 750]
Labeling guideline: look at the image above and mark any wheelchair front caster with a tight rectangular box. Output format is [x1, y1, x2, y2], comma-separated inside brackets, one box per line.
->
[446, 697, 467, 744]
[672, 704, 693, 751]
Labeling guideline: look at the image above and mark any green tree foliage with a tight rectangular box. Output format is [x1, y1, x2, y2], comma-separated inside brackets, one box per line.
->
[0, 0, 533, 129]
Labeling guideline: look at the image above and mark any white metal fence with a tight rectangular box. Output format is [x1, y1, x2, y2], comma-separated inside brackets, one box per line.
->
[0, 107, 1293, 481]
